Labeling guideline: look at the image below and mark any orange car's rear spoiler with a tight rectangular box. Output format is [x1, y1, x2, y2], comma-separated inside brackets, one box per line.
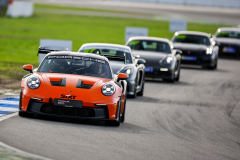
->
[101, 54, 126, 64]
[37, 46, 66, 56]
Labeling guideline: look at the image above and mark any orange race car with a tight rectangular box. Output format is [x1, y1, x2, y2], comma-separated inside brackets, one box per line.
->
[19, 49, 128, 126]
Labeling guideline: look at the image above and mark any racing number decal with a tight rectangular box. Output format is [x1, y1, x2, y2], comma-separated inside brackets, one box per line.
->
[61, 94, 76, 99]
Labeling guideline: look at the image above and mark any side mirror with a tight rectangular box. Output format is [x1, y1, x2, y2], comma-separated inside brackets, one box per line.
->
[214, 41, 220, 46]
[137, 59, 146, 64]
[117, 73, 128, 81]
[23, 65, 33, 73]
[176, 50, 182, 55]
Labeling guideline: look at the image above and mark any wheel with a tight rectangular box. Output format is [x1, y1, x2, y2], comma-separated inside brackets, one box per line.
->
[121, 100, 126, 122]
[214, 61, 218, 69]
[18, 111, 34, 118]
[129, 81, 137, 98]
[175, 68, 180, 81]
[137, 80, 144, 96]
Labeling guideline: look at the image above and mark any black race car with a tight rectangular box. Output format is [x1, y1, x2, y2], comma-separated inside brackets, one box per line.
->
[171, 31, 219, 69]
[78, 43, 145, 98]
[126, 36, 181, 83]
[214, 27, 240, 57]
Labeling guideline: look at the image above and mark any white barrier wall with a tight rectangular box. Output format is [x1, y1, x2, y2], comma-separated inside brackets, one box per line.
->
[112, 0, 240, 8]
[6, 0, 34, 17]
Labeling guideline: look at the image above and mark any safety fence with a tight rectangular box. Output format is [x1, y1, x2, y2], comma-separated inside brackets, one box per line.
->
[109, 0, 240, 8]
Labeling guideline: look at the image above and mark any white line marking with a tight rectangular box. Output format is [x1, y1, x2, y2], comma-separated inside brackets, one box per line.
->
[0, 107, 19, 112]
[0, 141, 52, 160]
[0, 112, 52, 160]
[0, 112, 18, 122]
[0, 100, 19, 105]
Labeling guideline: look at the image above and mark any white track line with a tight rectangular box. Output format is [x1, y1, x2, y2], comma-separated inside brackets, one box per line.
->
[0, 107, 19, 112]
[0, 100, 19, 105]
[0, 112, 18, 122]
[0, 112, 52, 160]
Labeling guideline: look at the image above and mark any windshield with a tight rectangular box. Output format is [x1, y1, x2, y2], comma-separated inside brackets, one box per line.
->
[216, 31, 240, 39]
[173, 34, 210, 46]
[127, 40, 171, 54]
[79, 46, 133, 64]
[38, 56, 112, 79]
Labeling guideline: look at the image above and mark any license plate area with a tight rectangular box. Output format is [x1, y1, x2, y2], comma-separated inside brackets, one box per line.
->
[145, 67, 153, 72]
[223, 47, 236, 53]
[182, 56, 196, 61]
[54, 99, 82, 108]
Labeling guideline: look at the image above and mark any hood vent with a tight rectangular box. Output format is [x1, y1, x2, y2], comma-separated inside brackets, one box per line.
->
[50, 78, 66, 87]
[76, 79, 93, 89]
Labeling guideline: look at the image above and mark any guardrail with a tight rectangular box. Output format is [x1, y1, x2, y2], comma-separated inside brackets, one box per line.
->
[110, 0, 240, 8]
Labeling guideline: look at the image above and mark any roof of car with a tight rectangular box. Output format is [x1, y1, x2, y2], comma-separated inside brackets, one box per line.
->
[126, 36, 170, 43]
[80, 43, 131, 51]
[174, 31, 211, 37]
[216, 27, 240, 32]
[47, 51, 108, 61]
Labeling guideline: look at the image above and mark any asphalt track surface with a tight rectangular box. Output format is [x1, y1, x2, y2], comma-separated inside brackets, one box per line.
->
[0, 58, 240, 160]
[31, 0, 240, 25]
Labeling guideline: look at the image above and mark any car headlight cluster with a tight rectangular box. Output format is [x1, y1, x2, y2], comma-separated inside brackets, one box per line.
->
[102, 83, 115, 96]
[27, 76, 40, 89]
[121, 67, 132, 75]
[160, 56, 173, 64]
[206, 48, 212, 54]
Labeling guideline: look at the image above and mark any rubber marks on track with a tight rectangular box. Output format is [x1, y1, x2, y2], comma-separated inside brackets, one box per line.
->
[0, 97, 19, 117]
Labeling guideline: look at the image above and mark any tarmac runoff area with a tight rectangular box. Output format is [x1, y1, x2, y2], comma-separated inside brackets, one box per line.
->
[0, 90, 48, 160]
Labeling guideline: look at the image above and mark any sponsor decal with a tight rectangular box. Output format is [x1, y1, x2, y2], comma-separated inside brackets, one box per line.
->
[61, 94, 76, 99]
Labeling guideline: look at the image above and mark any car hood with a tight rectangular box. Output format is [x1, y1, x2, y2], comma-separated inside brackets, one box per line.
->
[173, 43, 208, 51]
[132, 50, 168, 66]
[215, 38, 240, 45]
[39, 73, 107, 96]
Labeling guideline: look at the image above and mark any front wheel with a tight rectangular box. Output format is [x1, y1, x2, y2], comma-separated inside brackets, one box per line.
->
[121, 100, 126, 122]
[175, 68, 180, 81]
[137, 79, 145, 96]
[129, 83, 137, 98]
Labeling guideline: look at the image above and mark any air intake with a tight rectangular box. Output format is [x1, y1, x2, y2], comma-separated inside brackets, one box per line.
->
[76, 79, 93, 89]
[50, 78, 66, 87]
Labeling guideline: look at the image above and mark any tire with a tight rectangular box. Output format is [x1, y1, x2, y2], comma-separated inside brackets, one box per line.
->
[137, 80, 144, 96]
[121, 100, 126, 122]
[175, 68, 180, 81]
[129, 81, 137, 98]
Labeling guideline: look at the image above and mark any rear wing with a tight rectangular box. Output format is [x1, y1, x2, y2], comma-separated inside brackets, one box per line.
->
[101, 54, 126, 64]
[37, 46, 68, 56]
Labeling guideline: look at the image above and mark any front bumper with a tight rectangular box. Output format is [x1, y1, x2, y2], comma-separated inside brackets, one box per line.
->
[20, 90, 120, 120]
[181, 55, 216, 67]
[144, 67, 174, 80]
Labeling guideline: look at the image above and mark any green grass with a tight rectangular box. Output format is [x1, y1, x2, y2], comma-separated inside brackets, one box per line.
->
[35, 4, 138, 14]
[0, 4, 230, 80]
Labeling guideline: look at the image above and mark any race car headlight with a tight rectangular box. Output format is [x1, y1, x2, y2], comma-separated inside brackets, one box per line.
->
[102, 83, 115, 96]
[121, 68, 132, 75]
[160, 56, 173, 64]
[27, 76, 40, 89]
[206, 48, 212, 54]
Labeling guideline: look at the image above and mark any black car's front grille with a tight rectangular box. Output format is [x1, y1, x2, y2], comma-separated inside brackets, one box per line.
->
[40, 104, 95, 117]
[181, 50, 205, 56]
